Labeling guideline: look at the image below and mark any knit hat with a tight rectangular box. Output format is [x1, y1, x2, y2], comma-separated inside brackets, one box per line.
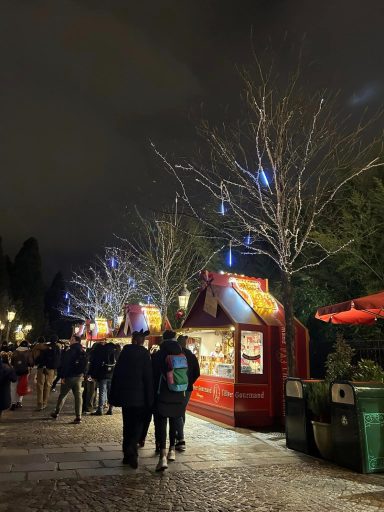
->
[163, 330, 177, 341]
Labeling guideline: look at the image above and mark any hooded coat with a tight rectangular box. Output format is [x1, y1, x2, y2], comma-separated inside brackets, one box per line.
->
[88, 342, 118, 380]
[0, 361, 17, 411]
[152, 338, 185, 418]
[109, 344, 153, 409]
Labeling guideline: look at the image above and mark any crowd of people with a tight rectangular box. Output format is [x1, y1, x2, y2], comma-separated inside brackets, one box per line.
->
[0, 328, 200, 472]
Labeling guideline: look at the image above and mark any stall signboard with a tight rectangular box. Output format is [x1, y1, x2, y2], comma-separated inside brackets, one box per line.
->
[95, 317, 109, 337]
[203, 287, 218, 318]
[241, 330, 263, 374]
[191, 377, 269, 412]
[192, 378, 235, 410]
[142, 305, 162, 333]
[229, 276, 278, 315]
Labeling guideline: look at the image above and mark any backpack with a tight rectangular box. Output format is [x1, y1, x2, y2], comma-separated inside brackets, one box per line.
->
[73, 349, 87, 374]
[44, 345, 61, 369]
[102, 347, 116, 374]
[163, 353, 188, 392]
[13, 351, 29, 376]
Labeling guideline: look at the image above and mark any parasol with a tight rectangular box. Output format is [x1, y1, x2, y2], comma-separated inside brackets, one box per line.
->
[315, 291, 384, 325]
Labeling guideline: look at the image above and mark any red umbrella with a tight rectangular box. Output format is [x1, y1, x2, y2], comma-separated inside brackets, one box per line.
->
[315, 291, 384, 325]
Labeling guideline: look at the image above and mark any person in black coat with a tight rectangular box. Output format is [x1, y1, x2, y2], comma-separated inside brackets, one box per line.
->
[89, 341, 117, 415]
[152, 330, 186, 471]
[109, 330, 153, 469]
[0, 355, 17, 416]
[174, 335, 200, 451]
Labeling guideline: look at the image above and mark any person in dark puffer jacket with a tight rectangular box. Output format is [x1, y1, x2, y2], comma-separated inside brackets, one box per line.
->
[89, 341, 117, 416]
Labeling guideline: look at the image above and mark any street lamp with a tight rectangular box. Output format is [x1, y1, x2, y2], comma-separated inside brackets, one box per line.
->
[178, 283, 191, 310]
[6, 308, 16, 342]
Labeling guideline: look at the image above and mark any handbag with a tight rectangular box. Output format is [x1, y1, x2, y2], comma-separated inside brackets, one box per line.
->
[16, 374, 31, 396]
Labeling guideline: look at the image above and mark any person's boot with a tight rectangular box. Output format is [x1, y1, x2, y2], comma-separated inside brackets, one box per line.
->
[155, 449, 168, 472]
[9, 403, 16, 411]
[91, 409, 103, 416]
[167, 446, 176, 462]
[106, 406, 113, 415]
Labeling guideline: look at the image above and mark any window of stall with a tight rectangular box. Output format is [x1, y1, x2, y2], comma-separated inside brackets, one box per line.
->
[186, 330, 234, 379]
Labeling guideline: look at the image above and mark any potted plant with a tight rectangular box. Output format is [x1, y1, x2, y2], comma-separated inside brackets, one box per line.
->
[352, 359, 384, 382]
[307, 381, 333, 460]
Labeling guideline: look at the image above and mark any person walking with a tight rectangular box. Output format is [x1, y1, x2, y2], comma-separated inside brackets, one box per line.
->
[174, 335, 200, 451]
[35, 335, 61, 411]
[50, 335, 87, 424]
[89, 341, 117, 415]
[109, 329, 153, 469]
[152, 330, 188, 471]
[0, 354, 17, 418]
[10, 340, 33, 410]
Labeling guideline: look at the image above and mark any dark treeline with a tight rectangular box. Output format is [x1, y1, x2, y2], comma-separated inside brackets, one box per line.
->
[0, 237, 71, 341]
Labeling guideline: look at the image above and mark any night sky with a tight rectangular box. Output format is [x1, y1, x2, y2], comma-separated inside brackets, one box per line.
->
[1, 0, 383, 279]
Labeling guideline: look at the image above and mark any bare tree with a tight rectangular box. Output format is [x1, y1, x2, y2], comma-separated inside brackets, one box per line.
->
[65, 248, 138, 327]
[155, 63, 383, 376]
[120, 205, 223, 328]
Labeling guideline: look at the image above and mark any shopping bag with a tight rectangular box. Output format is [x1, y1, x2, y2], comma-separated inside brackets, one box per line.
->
[16, 374, 31, 396]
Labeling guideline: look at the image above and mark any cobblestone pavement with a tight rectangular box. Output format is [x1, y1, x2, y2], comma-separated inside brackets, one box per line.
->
[0, 382, 384, 511]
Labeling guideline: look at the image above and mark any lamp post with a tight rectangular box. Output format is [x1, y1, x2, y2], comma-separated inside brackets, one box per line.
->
[0, 321, 5, 342]
[178, 283, 191, 311]
[6, 309, 16, 342]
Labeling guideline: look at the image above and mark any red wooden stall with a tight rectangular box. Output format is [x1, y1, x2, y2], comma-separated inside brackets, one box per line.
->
[182, 272, 309, 428]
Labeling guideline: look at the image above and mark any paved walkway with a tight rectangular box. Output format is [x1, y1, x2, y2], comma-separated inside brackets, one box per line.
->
[0, 384, 384, 511]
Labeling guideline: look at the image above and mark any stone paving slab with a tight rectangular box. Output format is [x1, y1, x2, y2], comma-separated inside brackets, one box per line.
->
[12, 462, 57, 472]
[47, 450, 123, 462]
[77, 467, 146, 478]
[59, 460, 103, 470]
[29, 446, 85, 454]
[0, 472, 26, 482]
[0, 454, 47, 465]
[27, 469, 78, 481]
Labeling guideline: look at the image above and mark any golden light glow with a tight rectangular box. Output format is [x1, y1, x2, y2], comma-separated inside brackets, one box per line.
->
[229, 277, 278, 314]
[95, 317, 109, 335]
[142, 305, 162, 333]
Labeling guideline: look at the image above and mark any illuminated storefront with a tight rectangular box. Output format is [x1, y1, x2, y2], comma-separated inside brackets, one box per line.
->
[182, 272, 309, 427]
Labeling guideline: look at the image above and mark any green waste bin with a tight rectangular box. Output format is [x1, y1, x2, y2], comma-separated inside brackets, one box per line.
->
[331, 382, 384, 473]
[285, 378, 319, 456]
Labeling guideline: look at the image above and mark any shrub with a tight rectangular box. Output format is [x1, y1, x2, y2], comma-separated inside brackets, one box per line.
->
[352, 359, 384, 382]
[306, 381, 331, 423]
[325, 333, 354, 382]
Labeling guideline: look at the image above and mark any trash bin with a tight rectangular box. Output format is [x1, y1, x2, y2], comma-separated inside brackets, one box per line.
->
[285, 378, 319, 455]
[331, 382, 384, 473]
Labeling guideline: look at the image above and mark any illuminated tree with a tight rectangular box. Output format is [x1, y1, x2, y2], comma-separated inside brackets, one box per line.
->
[155, 63, 383, 376]
[120, 206, 222, 328]
[65, 248, 138, 326]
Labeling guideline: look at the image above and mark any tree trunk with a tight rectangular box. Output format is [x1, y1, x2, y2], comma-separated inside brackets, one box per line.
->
[281, 271, 297, 377]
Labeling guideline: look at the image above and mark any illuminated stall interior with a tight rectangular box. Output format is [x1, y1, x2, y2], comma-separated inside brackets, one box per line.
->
[182, 271, 309, 427]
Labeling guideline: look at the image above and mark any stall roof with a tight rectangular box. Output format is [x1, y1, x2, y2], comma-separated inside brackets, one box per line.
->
[116, 304, 171, 337]
[183, 272, 284, 329]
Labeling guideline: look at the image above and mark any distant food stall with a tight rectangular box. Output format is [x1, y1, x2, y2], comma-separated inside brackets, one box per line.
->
[182, 272, 309, 427]
[115, 304, 171, 349]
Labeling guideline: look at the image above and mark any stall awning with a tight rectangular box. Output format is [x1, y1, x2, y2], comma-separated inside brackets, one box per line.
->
[315, 291, 384, 325]
[183, 282, 283, 329]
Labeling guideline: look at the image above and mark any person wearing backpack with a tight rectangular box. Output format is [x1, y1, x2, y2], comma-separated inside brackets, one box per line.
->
[174, 335, 200, 452]
[89, 341, 117, 416]
[50, 335, 87, 424]
[35, 335, 62, 411]
[152, 330, 188, 471]
[10, 340, 33, 410]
